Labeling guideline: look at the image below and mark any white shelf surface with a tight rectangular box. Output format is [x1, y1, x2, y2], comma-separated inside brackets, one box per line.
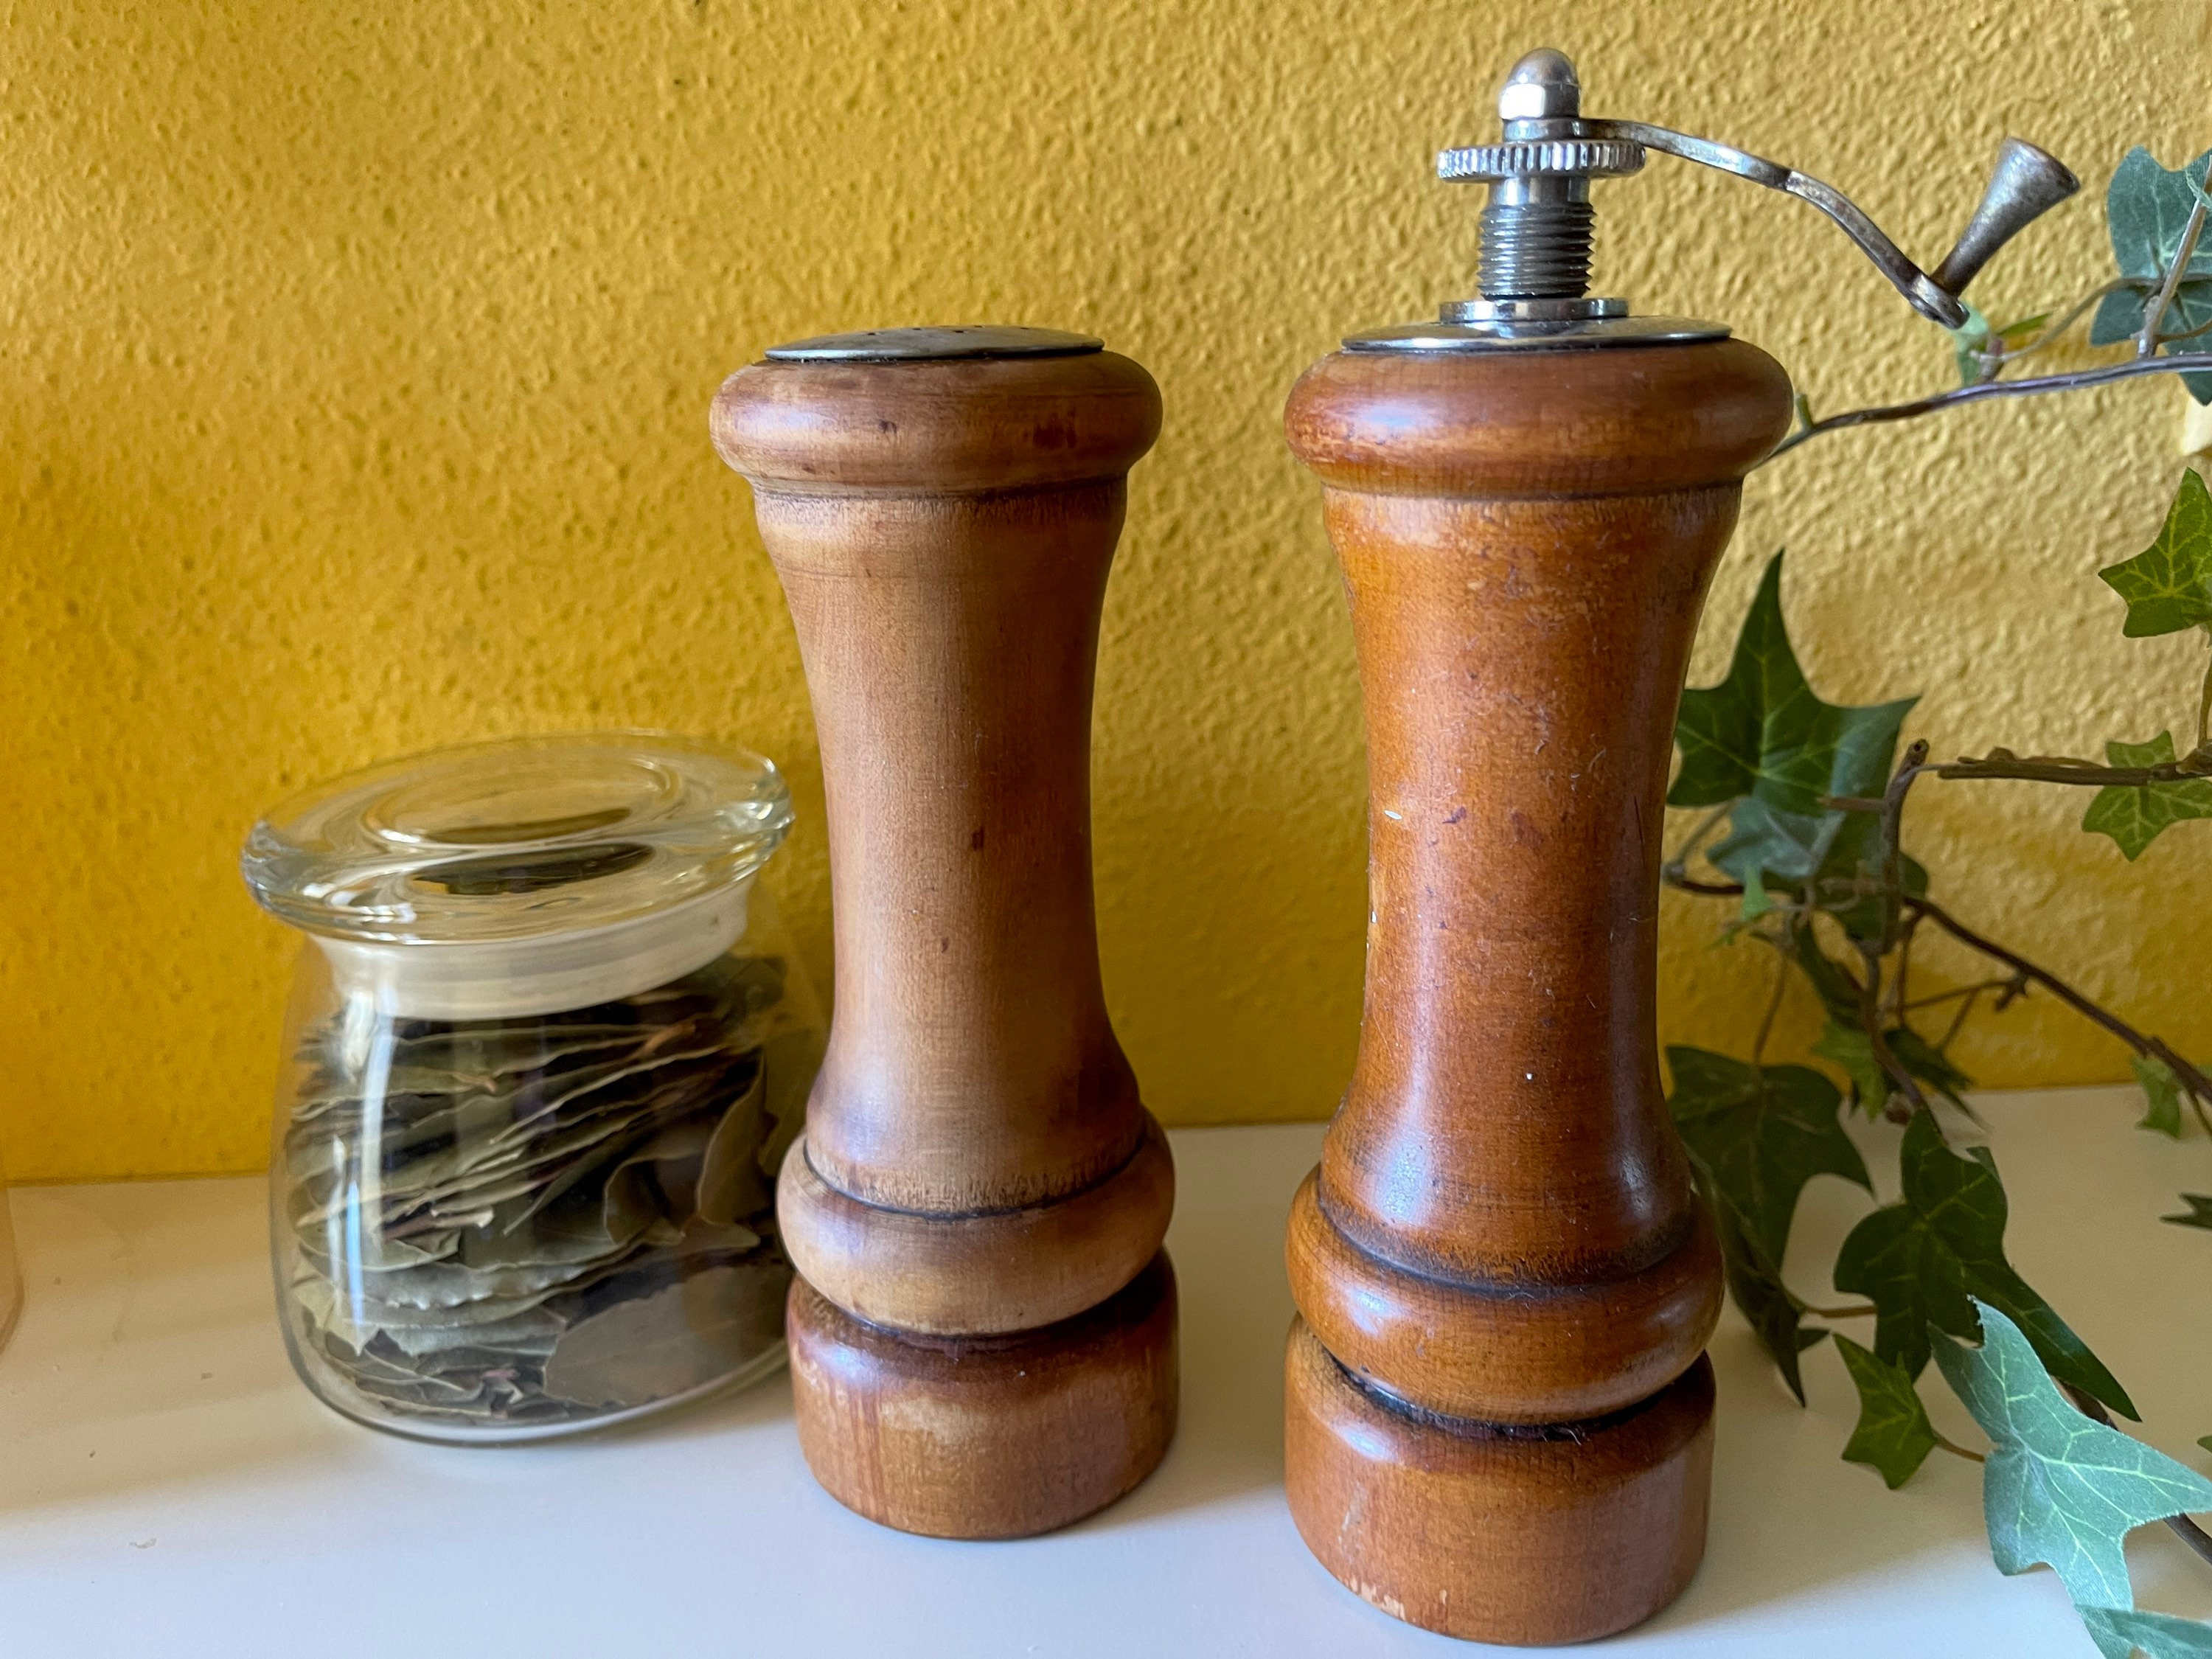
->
[1, 1088, 2209, 1656]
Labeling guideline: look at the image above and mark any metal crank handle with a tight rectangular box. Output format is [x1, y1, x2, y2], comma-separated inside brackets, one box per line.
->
[1579, 119, 2081, 330]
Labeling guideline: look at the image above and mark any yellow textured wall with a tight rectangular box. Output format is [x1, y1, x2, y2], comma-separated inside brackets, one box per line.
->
[1, 1, 2208, 1181]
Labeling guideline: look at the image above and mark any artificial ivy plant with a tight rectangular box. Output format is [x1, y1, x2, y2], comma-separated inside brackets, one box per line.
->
[1666, 145, 2212, 1658]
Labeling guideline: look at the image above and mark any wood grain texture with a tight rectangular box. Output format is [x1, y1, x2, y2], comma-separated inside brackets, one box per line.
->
[1286, 1321, 1714, 1646]
[1281, 337, 1791, 1640]
[776, 1113, 1173, 1336]
[1285, 1171, 1721, 1425]
[714, 345, 1175, 1537]
[789, 1253, 1178, 1540]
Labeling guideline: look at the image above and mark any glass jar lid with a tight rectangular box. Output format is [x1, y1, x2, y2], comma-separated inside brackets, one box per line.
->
[242, 732, 793, 946]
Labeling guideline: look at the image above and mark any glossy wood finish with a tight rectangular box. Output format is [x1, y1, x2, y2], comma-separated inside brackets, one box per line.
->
[712, 344, 1175, 1537]
[1282, 338, 1792, 1642]
[788, 1254, 1178, 1540]
[778, 1113, 1174, 1336]
[1287, 1172, 1722, 1425]
[1287, 1322, 1715, 1645]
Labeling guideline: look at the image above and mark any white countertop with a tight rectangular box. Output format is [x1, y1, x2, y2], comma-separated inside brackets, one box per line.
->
[1, 1089, 2208, 1657]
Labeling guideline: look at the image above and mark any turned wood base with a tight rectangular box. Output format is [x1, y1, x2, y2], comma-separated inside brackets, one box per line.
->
[1284, 1319, 1714, 1646]
[787, 1253, 1178, 1539]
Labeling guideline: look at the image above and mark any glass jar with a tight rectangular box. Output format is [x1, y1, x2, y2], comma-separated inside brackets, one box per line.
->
[241, 733, 820, 1444]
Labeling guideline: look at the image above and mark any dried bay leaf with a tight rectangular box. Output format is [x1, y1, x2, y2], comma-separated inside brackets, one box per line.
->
[284, 953, 808, 1432]
[541, 1264, 789, 1410]
[698, 1069, 772, 1225]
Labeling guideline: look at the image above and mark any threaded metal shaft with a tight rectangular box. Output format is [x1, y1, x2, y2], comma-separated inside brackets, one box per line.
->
[1478, 198, 1595, 300]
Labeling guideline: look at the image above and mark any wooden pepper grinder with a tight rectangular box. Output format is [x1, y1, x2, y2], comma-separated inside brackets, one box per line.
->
[1281, 49, 2079, 1644]
[712, 326, 1175, 1539]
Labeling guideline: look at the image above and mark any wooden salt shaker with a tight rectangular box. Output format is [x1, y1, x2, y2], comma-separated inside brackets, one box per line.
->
[712, 326, 1175, 1539]
[1281, 46, 2077, 1644]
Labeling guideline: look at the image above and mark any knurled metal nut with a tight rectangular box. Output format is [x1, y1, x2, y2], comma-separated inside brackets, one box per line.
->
[1436, 139, 1646, 181]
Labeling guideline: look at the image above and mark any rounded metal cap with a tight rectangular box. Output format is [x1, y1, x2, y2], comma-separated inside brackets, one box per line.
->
[1498, 48, 1581, 122]
[764, 325, 1103, 363]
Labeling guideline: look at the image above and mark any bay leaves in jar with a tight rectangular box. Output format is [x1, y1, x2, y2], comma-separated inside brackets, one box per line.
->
[541, 1263, 789, 1410]
[281, 950, 807, 1431]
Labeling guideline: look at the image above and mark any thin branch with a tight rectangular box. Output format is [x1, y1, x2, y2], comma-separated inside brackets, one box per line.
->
[1905, 894, 2212, 1110]
[1664, 871, 1747, 899]
[1663, 863, 2207, 1121]
[2161, 310, 2212, 348]
[1856, 940, 1927, 1121]
[2199, 636, 2212, 754]
[1753, 950, 1789, 1065]
[1876, 742, 1927, 956]
[1992, 279, 2138, 368]
[1765, 355, 2212, 462]
[2141, 196, 2209, 358]
[1933, 747, 2212, 787]
[1802, 1301, 1877, 1319]
[1900, 977, 2017, 1014]
[1933, 1433, 1988, 1465]
[1936, 984, 1986, 1051]
[1891, 908, 1921, 1026]
[2063, 1383, 2212, 1567]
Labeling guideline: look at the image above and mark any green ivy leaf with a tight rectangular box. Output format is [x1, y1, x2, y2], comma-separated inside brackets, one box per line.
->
[1709, 799, 1928, 941]
[2102, 147, 2212, 284]
[1671, 552, 1919, 817]
[1935, 1301, 2211, 1630]
[2163, 1194, 2212, 1229]
[2081, 1607, 2212, 1659]
[1836, 1334, 1940, 1488]
[2090, 147, 2212, 404]
[1815, 1019, 1890, 1115]
[2137, 1056, 2185, 1138]
[2101, 147, 2212, 287]
[1811, 1018, 1971, 1118]
[2082, 732, 2212, 860]
[1789, 925, 1862, 1017]
[1708, 1196, 1827, 1403]
[2098, 473, 2212, 638]
[1666, 1046, 1871, 1267]
[1664, 1029, 1855, 1401]
[1888, 1026, 1975, 1114]
[1835, 1113, 2137, 1418]
[1672, 554, 1918, 938]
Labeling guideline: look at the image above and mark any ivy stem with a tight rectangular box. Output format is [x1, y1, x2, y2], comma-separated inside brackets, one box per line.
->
[1659, 864, 2212, 1133]
[1753, 952, 1789, 1065]
[2140, 195, 2208, 359]
[1933, 751, 2212, 787]
[1903, 895, 2212, 1133]
[2062, 1382, 2212, 1567]
[1931, 1433, 1988, 1465]
[1877, 742, 1927, 955]
[1802, 1301, 1877, 1318]
[1901, 978, 2017, 1014]
[1764, 356, 2212, 461]
[1854, 940, 1928, 1121]
[2197, 630, 2212, 754]
[1991, 279, 2137, 369]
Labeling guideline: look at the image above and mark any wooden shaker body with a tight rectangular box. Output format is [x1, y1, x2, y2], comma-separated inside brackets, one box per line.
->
[1282, 338, 1792, 1644]
[712, 347, 1177, 1538]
